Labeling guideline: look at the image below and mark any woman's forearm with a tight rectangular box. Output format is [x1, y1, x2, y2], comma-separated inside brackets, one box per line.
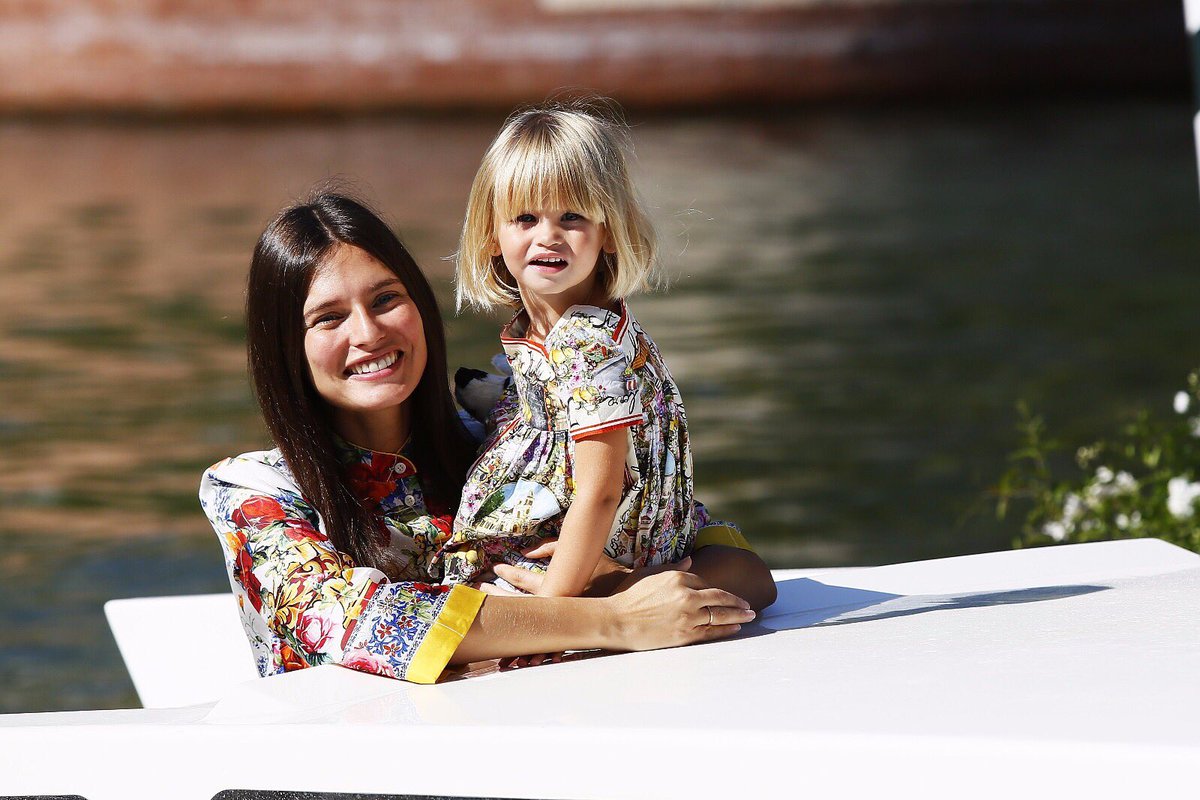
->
[450, 570, 757, 664]
[450, 595, 614, 663]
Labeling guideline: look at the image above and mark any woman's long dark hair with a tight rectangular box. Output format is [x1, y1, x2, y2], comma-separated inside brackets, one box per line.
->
[247, 192, 476, 575]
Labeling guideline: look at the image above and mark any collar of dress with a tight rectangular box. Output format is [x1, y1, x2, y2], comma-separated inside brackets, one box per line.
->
[334, 436, 419, 507]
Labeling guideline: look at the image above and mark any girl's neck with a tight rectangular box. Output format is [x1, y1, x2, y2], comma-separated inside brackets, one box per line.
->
[520, 284, 615, 342]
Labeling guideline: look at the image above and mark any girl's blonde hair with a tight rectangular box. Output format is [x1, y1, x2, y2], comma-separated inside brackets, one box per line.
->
[456, 98, 660, 311]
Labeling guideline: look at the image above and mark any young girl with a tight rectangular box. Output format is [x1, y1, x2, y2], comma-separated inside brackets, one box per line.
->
[448, 99, 739, 597]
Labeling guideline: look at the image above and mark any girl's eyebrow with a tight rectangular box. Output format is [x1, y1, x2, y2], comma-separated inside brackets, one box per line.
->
[304, 278, 404, 317]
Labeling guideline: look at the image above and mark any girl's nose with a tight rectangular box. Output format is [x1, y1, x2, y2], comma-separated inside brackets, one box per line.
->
[535, 218, 562, 246]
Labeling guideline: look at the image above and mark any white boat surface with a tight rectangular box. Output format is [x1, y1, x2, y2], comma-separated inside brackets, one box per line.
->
[1, 538, 1197, 799]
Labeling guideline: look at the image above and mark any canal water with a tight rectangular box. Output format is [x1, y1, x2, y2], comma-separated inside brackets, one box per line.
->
[1, 98, 1197, 713]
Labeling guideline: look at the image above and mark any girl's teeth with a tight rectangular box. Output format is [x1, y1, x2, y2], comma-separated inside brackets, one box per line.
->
[351, 351, 399, 375]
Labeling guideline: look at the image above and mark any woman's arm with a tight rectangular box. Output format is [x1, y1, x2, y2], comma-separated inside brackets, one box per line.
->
[536, 428, 628, 597]
[452, 566, 754, 663]
[202, 452, 754, 683]
[201, 453, 477, 683]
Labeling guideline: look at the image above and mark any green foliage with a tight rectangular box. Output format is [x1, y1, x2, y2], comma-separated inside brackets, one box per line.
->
[995, 370, 1200, 552]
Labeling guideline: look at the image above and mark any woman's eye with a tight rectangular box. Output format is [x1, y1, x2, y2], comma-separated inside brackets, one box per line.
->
[310, 313, 341, 328]
[374, 291, 403, 308]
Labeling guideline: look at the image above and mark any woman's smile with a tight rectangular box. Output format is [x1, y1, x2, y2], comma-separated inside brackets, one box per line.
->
[347, 349, 401, 378]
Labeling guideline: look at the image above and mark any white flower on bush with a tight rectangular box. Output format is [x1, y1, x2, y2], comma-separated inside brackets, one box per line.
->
[1042, 521, 1068, 542]
[1189, 418, 1200, 439]
[1174, 391, 1190, 415]
[1084, 467, 1137, 507]
[1062, 492, 1083, 523]
[1166, 477, 1200, 519]
[1042, 492, 1085, 541]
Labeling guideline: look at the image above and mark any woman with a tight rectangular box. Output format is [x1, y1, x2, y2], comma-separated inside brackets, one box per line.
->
[200, 193, 774, 684]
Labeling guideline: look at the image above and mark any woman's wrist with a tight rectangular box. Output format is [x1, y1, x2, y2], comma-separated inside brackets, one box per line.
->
[588, 595, 623, 650]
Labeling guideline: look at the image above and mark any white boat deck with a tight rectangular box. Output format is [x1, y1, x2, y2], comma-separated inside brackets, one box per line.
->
[2, 538, 1197, 799]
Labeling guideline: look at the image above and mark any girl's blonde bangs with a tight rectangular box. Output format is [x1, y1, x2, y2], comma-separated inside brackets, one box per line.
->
[489, 134, 607, 225]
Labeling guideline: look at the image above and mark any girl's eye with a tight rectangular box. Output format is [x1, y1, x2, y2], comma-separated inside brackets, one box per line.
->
[515, 213, 536, 224]
[562, 212, 583, 222]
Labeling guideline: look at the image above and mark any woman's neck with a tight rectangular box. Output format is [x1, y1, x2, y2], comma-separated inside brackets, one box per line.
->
[332, 403, 412, 454]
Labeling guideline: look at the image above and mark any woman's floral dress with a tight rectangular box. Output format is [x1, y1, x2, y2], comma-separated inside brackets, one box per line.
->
[199, 440, 484, 684]
[446, 302, 704, 584]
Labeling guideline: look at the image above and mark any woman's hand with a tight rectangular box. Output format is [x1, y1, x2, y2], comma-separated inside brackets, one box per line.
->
[453, 559, 755, 665]
[605, 567, 755, 651]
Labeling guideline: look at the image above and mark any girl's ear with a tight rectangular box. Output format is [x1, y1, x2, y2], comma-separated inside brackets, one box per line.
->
[602, 227, 617, 255]
[488, 236, 502, 257]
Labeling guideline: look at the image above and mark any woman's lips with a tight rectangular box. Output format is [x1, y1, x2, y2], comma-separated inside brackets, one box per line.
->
[346, 350, 401, 378]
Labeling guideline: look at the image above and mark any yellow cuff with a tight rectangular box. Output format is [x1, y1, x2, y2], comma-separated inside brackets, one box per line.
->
[405, 584, 486, 684]
[694, 524, 755, 553]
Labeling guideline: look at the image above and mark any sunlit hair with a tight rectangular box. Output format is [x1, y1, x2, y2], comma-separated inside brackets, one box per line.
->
[456, 97, 660, 310]
[247, 191, 476, 576]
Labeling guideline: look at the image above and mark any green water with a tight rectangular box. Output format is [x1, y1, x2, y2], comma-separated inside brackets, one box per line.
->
[1, 98, 1197, 713]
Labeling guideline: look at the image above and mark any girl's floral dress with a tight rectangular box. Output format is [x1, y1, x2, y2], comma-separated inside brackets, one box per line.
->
[199, 440, 484, 684]
[447, 301, 709, 583]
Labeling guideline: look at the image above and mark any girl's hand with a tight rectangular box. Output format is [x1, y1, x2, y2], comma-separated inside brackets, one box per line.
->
[604, 568, 755, 651]
[496, 538, 634, 597]
[471, 580, 526, 597]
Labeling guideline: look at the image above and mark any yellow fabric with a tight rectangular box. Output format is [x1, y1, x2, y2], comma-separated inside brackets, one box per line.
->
[693, 524, 755, 553]
[405, 584, 486, 684]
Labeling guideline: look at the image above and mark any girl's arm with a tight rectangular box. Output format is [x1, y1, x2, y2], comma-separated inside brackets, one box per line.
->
[535, 428, 628, 597]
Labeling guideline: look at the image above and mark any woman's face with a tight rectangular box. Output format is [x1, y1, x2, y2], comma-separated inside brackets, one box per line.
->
[302, 244, 427, 442]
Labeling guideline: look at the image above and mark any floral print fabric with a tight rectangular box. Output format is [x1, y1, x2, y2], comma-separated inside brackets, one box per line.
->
[199, 441, 483, 684]
[447, 302, 698, 583]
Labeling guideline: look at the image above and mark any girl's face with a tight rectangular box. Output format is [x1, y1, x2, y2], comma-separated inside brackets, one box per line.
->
[493, 207, 615, 315]
[302, 244, 427, 443]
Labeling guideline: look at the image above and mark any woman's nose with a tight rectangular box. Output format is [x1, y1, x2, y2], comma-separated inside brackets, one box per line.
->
[348, 307, 384, 348]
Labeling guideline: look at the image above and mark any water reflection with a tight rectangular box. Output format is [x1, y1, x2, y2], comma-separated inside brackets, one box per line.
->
[0, 100, 1197, 712]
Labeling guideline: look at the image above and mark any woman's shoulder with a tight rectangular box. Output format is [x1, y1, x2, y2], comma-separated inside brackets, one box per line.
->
[199, 447, 299, 500]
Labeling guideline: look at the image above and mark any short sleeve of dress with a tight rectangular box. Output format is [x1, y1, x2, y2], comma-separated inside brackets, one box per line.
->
[199, 452, 483, 684]
[548, 310, 645, 441]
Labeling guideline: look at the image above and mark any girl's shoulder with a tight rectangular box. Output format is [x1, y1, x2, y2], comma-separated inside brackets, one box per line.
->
[546, 301, 634, 349]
